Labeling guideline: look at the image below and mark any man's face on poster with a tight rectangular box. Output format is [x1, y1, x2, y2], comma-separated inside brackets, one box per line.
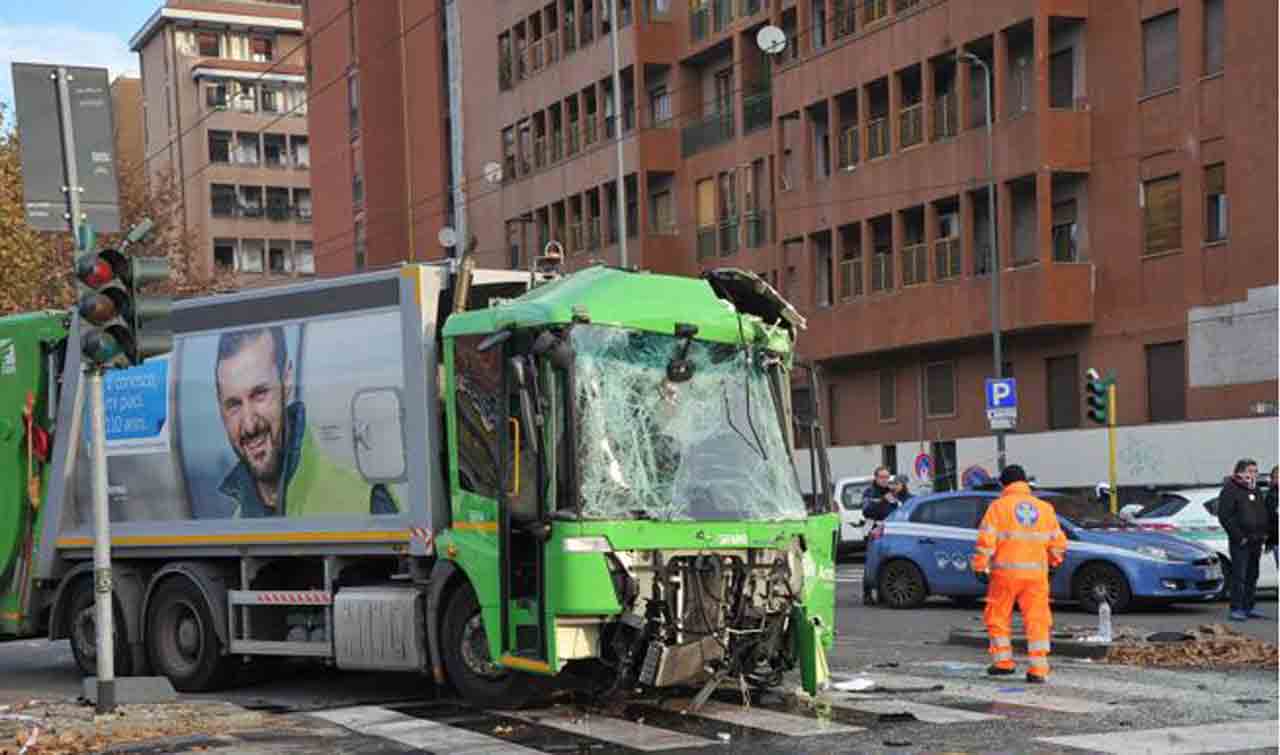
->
[216, 332, 289, 485]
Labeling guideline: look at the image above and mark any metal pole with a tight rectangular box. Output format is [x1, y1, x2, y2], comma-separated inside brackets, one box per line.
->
[444, 0, 468, 259]
[57, 66, 116, 713]
[88, 368, 116, 712]
[606, 0, 629, 267]
[1107, 384, 1118, 515]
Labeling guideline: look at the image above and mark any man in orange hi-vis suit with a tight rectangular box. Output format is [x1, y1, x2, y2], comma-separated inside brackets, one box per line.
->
[972, 465, 1067, 683]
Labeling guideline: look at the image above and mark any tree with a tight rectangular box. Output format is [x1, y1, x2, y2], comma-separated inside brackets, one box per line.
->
[0, 104, 234, 317]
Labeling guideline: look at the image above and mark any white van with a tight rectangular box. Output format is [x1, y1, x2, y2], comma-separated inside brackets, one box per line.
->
[834, 475, 876, 550]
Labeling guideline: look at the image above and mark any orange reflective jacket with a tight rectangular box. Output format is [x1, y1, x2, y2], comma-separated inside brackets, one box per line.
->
[972, 482, 1067, 579]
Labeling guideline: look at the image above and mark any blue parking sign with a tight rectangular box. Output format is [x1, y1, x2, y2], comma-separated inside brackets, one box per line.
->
[985, 378, 1017, 410]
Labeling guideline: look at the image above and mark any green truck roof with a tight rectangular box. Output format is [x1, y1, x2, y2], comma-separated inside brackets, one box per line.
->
[443, 266, 794, 352]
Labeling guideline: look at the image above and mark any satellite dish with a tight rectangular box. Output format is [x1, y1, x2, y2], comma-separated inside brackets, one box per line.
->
[438, 226, 458, 248]
[483, 161, 504, 185]
[756, 25, 787, 55]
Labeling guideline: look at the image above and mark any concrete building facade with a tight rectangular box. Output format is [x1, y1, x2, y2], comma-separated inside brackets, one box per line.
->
[305, 0, 1278, 487]
[110, 76, 146, 174]
[131, 0, 315, 284]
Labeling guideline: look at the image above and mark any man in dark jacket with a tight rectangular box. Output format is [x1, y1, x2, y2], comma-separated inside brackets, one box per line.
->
[861, 466, 896, 604]
[1217, 459, 1267, 621]
[1267, 466, 1279, 570]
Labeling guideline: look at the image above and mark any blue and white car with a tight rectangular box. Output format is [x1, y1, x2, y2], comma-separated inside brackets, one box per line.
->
[865, 490, 1224, 612]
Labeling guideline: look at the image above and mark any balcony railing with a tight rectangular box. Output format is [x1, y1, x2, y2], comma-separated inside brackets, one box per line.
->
[870, 250, 893, 291]
[514, 44, 527, 81]
[899, 103, 923, 148]
[564, 20, 576, 52]
[584, 116, 598, 146]
[901, 242, 927, 285]
[839, 256, 862, 299]
[838, 125, 859, 169]
[211, 200, 237, 218]
[533, 137, 547, 169]
[681, 110, 734, 157]
[744, 209, 770, 248]
[530, 40, 545, 72]
[932, 93, 957, 140]
[713, 0, 732, 32]
[718, 215, 739, 256]
[266, 204, 292, 221]
[690, 5, 709, 42]
[567, 123, 581, 155]
[550, 131, 564, 161]
[587, 218, 602, 249]
[863, 0, 888, 25]
[833, 0, 856, 37]
[696, 225, 717, 261]
[866, 117, 889, 159]
[546, 33, 560, 65]
[294, 206, 313, 223]
[568, 222, 584, 253]
[743, 89, 772, 134]
[934, 237, 961, 280]
[580, 13, 594, 46]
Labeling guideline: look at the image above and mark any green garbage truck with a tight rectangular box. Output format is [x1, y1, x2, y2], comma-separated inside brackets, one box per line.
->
[0, 261, 837, 707]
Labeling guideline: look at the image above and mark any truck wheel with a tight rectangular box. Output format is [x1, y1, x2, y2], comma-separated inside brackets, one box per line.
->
[878, 560, 927, 609]
[146, 579, 234, 692]
[441, 583, 538, 708]
[68, 579, 133, 678]
[1075, 562, 1132, 614]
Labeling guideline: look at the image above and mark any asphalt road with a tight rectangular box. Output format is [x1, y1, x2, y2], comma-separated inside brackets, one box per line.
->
[0, 565, 1275, 754]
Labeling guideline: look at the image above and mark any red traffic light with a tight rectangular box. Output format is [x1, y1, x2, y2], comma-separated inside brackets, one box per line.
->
[76, 256, 115, 288]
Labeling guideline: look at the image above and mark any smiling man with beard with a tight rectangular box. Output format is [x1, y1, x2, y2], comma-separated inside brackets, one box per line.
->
[214, 327, 397, 518]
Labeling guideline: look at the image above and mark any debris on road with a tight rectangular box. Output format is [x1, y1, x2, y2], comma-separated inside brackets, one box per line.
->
[0, 699, 291, 755]
[1105, 624, 1279, 669]
[833, 678, 876, 692]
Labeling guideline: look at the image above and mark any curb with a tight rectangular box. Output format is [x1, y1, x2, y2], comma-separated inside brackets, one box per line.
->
[946, 628, 1111, 659]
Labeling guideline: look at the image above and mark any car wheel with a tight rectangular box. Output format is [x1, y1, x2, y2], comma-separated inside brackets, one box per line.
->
[877, 560, 927, 609]
[1074, 562, 1132, 613]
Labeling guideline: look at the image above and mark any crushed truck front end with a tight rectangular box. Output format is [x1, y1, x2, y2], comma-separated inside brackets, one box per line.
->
[437, 266, 837, 706]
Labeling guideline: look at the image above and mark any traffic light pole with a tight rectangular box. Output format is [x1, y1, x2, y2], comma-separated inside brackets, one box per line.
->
[56, 65, 118, 714]
[1107, 384, 1118, 515]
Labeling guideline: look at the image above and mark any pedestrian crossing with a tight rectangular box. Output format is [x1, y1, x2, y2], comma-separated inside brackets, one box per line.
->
[835, 564, 864, 584]
[309, 666, 1278, 754]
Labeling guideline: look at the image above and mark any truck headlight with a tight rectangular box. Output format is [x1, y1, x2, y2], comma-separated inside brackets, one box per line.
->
[1135, 546, 1169, 561]
[563, 536, 613, 553]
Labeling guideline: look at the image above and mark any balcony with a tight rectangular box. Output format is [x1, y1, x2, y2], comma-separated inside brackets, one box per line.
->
[899, 104, 923, 148]
[681, 110, 734, 157]
[934, 237, 960, 280]
[743, 89, 772, 134]
[804, 261, 1095, 359]
[696, 225, 716, 260]
[900, 242, 927, 285]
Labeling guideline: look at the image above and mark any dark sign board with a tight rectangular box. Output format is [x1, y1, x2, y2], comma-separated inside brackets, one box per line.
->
[11, 63, 120, 233]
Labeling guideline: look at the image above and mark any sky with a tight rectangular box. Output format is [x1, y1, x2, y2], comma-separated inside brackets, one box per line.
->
[1, 1, 157, 117]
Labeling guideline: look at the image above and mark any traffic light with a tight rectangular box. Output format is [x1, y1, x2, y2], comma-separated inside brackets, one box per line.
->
[1084, 367, 1113, 425]
[73, 244, 171, 369]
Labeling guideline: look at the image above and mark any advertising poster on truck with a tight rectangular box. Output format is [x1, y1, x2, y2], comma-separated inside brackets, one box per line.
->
[71, 309, 409, 524]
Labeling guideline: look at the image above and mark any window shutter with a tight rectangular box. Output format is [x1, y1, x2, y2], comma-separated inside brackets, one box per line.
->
[1143, 12, 1179, 94]
[1143, 175, 1181, 255]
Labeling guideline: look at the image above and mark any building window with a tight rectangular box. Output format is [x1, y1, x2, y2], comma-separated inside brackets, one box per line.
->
[294, 241, 315, 274]
[1204, 163, 1227, 242]
[239, 239, 265, 273]
[208, 130, 231, 163]
[1143, 174, 1181, 255]
[1052, 199, 1078, 262]
[1046, 354, 1080, 429]
[1049, 48, 1074, 108]
[251, 36, 274, 62]
[213, 239, 236, 269]
[1203, 0, 1224, 76]
[814, 236, 832, 307]
[1146, 341, 1186, 422]
[650, 189, 674, 233]
[925, 362, 955, 417]
[1142, 11, 1179, 95]
[205, 82, 228, 110]
[879, 368, 896, 421]
[649, 85, 671, 124]
[197, 31, 220, 57]
[839, 227, 862, 300]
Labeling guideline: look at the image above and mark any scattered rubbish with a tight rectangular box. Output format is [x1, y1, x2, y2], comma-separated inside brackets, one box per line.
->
[716, 732, 732, 743]
[16, 726, 39, 755]
[833, 678, 877, 692]
[493, 725, 514, 736]
[1106, 623, 1279, 669]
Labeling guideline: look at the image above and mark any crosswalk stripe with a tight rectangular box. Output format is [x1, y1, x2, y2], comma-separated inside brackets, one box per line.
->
[687, 701, 864, 736]
[313, 705, 541, 755]
[506, 709, 712, 751]
[1036, 719, 1280, 754]
[854, 674, 1111, 714]
[828, 694, 1003, 724]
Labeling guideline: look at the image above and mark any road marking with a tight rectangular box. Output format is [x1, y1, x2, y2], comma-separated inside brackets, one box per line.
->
[688, 701, 863, 736]
[915, 661, 1211, 702]
[836, 566, 864, 584]
[1037, 719, 1280, 754]
[828, 695, 1002, 724]
[858, 674, 1112, 714]
[507, 709, 711, 751]
[313, 706, 541, 755]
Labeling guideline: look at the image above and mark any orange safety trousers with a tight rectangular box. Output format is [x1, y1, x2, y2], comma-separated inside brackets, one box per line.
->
[984, 576, 1052, 678]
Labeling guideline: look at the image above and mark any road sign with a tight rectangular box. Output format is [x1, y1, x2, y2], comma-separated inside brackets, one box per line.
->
[913, 453, 933, 481]
[11, 63, 120, 233]
[985, 378, 1018, 410]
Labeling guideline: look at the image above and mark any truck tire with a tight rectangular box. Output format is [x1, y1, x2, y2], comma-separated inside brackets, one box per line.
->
[440, 583, 538, 708]
[145, 578, 235, 692]
[68, 579, 133, 678]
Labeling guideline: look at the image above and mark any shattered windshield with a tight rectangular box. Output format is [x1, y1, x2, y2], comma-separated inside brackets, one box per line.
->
[572, 325, 807, 522]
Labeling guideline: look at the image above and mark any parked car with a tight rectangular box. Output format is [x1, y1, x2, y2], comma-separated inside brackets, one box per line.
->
[1129, 487, 1278, 595]
[865, 490, 1223, 612]
[834, 475, 876, 551]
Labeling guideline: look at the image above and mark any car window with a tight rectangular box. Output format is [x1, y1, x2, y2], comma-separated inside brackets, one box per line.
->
[1137, 494, 1189, 519]
[841, 484, 868, 511]
[911, 497, 982, 529]
[1202, 498, 1218, 516]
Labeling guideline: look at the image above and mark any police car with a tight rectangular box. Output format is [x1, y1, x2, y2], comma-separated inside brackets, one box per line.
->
[865, 490, 1223, 612]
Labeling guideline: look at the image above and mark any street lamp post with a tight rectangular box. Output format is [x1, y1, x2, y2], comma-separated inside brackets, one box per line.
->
[959, 50, 1005, 473]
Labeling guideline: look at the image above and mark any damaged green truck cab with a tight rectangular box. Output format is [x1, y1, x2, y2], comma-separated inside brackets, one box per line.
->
[436, 266, 837, 706]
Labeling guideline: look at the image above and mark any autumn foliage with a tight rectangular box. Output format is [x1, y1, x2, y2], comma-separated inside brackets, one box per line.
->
[0, 105, 234, 317]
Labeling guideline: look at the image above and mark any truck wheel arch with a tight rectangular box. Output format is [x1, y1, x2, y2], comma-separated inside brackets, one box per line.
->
[141, 562, 234, 653]
[50, 562, 151, 674]
[426, 559, 465, 687]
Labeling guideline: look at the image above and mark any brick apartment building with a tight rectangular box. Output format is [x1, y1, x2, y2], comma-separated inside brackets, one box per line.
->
[131, 0, 315, 284]
[307, 0, 1278, 487]
[110, 76, 146, 172]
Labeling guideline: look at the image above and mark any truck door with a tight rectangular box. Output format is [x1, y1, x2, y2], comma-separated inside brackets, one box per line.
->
[497, 346, 547, 667]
